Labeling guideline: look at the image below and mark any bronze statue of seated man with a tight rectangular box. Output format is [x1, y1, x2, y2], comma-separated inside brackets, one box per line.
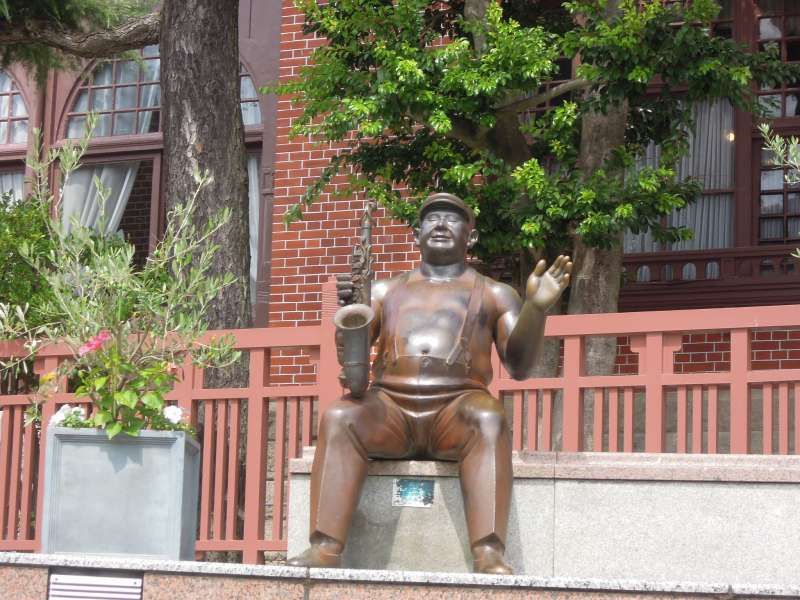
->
[288, 192, 571, 574]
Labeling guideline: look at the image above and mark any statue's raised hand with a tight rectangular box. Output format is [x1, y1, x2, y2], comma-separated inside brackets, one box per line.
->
[525, 255, 572, 311]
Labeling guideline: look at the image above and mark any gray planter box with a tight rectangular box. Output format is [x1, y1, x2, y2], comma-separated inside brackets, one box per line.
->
[42, 427, 200, 560]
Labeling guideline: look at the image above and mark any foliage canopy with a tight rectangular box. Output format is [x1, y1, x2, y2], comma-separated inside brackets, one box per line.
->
[277, 0, 797, 262]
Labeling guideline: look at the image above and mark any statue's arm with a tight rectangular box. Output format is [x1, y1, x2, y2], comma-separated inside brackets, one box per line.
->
[492, 283, 545, 381]
[493, 256, 571, 380]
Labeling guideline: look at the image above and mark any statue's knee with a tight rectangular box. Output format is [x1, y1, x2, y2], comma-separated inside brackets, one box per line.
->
[320, 403, 355, 434]
[473, 408, 508, 441]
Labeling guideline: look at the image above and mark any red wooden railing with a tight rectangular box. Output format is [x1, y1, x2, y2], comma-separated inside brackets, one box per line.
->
[1, 278, 800, 561]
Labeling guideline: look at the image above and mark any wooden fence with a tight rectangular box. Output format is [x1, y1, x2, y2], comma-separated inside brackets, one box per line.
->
[1, 279, 799, 562]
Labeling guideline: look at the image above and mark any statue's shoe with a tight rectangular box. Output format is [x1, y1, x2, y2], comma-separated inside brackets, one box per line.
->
[472, 544, 513, 575]
[286, 544, 342, 568]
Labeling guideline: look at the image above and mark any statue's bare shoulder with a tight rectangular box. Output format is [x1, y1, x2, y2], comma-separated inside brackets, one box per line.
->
[485, 276, 522, 320]
[371, 270, 412, 306]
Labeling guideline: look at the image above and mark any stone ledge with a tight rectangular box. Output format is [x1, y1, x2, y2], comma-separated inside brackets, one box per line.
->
[0, 552, 304, 579]
[289, 449, 800, 482]
[1, 553, 799, 598]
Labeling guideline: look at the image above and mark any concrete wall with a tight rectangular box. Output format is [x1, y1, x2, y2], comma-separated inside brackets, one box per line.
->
[288, 451, 800, 586]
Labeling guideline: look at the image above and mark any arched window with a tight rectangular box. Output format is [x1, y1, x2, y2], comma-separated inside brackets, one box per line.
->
[0, 70, 28, 202]
[66, 45, 161, 139]
[60, 47, 163, 267]
[0, 71, 28, 145]
[241, 72, 262, 126]
[60, 48, 265, 299]
[65, 48, 261, 138]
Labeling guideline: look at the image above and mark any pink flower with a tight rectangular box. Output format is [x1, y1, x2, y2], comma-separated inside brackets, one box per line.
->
[78, 330, 112, 357]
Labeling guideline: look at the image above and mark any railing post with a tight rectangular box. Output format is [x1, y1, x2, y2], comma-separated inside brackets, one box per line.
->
[242, 349, 267, 564]
[643, 332, 666, 453]
[175, 355, 194, 422]
[33, 356, 60, 551]
[730, 328, 750, 454]
[318, 277, 341, 423]
[562, 336, 583, 452]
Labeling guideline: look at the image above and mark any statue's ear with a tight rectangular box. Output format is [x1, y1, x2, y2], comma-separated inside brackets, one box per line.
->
[413, 228, 420, 248]
[467, 228, 479, 249]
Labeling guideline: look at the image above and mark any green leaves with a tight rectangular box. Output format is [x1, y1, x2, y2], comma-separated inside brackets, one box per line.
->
[1, 129, 234, 441]
[113, 390, 138, 409]
[279, 0, 793, 264]
[141, 392, 164, 410]
[92, 410, 113, 429]
[106, 422, 123, 439]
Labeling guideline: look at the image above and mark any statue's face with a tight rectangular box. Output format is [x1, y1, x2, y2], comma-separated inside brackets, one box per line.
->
[416, 206, 478, 265]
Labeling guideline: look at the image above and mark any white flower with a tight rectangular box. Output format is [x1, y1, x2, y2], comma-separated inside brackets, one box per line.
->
[163, 405, 183, 425]
[71, 406, 86, 419]
[50, 409, 68, 426]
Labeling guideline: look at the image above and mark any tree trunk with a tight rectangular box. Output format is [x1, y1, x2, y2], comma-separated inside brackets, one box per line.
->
[567, 233, 623, 370]
[161, 0, 251, 561]
[161, 0, 252, 351]
[567, 102, 628, 453]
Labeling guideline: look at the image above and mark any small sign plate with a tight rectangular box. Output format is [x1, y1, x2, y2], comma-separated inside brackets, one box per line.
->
[392, 478, 434, 508]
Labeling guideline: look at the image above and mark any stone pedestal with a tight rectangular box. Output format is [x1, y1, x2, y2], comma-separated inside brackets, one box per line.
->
[288, 450, 800, 586]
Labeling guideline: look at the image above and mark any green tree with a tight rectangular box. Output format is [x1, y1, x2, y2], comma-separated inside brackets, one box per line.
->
[0, 191, 53, 329]
[279, 0, 795, 375]
[0, 0, 252, 362]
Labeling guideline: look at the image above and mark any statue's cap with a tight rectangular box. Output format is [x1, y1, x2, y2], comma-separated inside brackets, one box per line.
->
[419, 193, 475, 227]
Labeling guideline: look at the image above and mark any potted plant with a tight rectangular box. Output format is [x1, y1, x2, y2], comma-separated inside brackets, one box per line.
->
[0, 129, 239, 559]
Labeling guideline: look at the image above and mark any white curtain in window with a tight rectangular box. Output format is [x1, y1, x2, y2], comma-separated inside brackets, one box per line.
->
[247, 155, 261, 305]
[241, 102, 262, 126]
[669, 194, 733, 251]
[625, 100, 734, 252]
[677, 101, 734, 189]
[624, 143, 662, 253]
[0, 170, 24, 202]
[61, 162, 140, 235]
[240, 75, 262, 126]
[138, 60, 161, 133]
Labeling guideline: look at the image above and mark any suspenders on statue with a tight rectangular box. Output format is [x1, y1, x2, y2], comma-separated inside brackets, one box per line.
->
[446, 271, 484, 367]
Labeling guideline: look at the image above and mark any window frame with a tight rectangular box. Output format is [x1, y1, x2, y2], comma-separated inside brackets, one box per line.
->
[0, 68, 35, 200]
[620, 0, 800, 309]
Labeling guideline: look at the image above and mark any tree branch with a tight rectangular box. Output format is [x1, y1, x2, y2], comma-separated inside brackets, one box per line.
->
[496, 78, 590, 115]
[446, 115, 490, 152]
[0, 12, 160, 58]
[408, 110, 489, 153]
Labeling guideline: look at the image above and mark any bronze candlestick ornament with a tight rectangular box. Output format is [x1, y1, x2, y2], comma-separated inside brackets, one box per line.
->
[288, 192, 572, 574]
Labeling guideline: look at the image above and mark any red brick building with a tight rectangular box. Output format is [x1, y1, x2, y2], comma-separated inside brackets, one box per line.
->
[1, 0, 798, 334]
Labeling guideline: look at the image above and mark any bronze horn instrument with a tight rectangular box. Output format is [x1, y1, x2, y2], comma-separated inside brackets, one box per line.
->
[333, 198, 376, 398]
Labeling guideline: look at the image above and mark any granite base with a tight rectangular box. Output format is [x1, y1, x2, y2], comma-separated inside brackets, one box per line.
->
[288, 450, 800, 586]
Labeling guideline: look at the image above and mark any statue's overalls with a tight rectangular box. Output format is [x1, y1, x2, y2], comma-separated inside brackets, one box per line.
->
[310, 268, 513, 549]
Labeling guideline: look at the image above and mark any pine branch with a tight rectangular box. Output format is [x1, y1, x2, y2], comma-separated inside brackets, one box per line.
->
[1, 11, 160, 58]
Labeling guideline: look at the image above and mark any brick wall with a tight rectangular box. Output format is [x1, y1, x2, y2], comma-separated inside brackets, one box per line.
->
[613, 330, 800, 375]
[614, 337, 640, 375]
[751, 329, 800, 370]
[272, 0, 417, 333]
[673, 332, 731, 374]
[119, 160, 152, 268]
